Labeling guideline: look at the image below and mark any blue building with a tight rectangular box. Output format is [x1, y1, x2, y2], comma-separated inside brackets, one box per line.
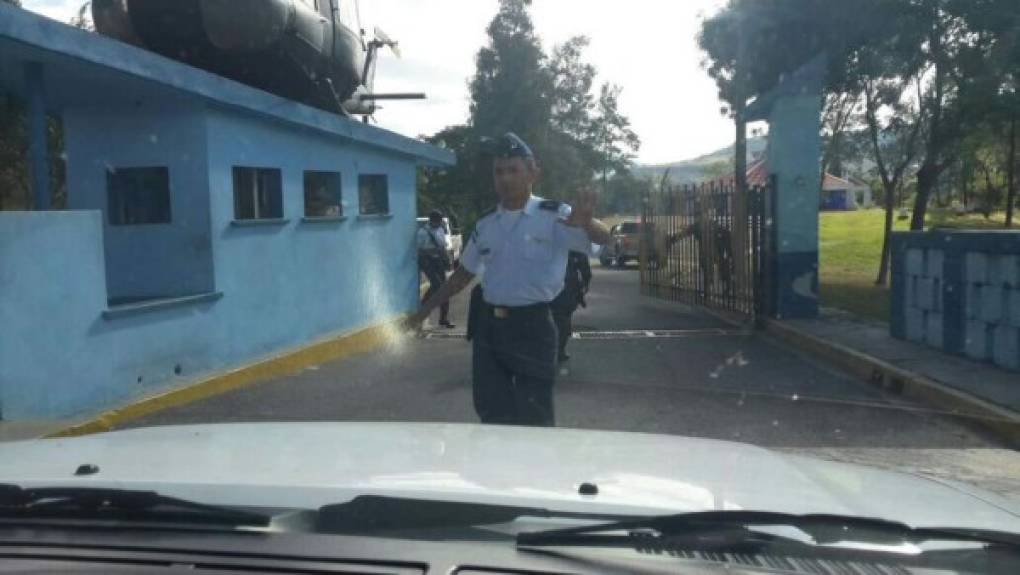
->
[0, 6, 454, 422]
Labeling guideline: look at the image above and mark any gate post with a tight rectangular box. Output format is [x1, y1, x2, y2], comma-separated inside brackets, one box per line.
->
[746, 56, 825, 320]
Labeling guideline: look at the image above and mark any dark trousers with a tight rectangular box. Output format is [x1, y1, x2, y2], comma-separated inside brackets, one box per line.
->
[420, 258, 449, 323]
[472, 302, 558, 427]
[552, 308, 574, 358]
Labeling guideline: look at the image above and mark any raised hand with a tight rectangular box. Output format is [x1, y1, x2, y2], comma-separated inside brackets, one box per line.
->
[565, 188, 597, 228]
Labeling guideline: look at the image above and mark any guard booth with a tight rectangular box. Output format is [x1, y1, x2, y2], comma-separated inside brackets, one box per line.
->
[0, 5, 454, 422]
[641, 57, 825, 324]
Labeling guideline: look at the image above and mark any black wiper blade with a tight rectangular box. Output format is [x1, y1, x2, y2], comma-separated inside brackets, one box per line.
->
[0, 484, 271, 527]
[319, 495, 635, 534]
[517, 510, 1020, 550]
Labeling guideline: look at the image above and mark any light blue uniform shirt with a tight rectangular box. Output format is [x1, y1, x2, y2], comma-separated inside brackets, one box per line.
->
[460, 196, 593, 306]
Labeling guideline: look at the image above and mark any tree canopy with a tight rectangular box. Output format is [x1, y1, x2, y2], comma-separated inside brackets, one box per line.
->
[421, 0, 642, 228]
[699, 0, 1018, 231]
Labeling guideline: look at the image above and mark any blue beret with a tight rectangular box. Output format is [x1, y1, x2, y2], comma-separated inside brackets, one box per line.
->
[488, 132, 534, 159]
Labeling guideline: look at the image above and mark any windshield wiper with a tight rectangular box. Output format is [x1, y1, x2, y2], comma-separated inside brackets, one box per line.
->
[318, 495, 635, 534]
[516, 510, 1020, 551]
[0, 484, 271, 527]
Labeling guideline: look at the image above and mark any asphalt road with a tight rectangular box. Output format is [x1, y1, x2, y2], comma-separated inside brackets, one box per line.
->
[126, 262, 1020, 498]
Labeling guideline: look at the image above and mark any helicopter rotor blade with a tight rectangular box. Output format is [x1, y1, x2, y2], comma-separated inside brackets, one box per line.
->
[374, 26, 402, 58]
[374, 26, 393, 44]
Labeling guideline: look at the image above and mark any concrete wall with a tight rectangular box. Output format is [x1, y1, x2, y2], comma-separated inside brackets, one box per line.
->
[891, 231, 1020, 372]
[203, 108, 419, 362]
[2, 106, 421, 421]
[64, 101, 214, 301]
[0, 211, 232, 420]
[0, 212, 109, 418]
[765, 94, 821, 319]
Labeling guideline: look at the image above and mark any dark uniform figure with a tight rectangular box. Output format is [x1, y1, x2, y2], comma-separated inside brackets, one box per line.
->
[552, 251, 592, 363]
[416, 210, 454, 328]
[410, 133, 611, 427]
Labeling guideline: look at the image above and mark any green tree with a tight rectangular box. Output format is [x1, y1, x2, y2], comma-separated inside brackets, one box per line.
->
[420, 0, 640, 223]
[591, 83, 641, 194]
[469, 0, 551, 148]
[599, 171, 650, 216]
[418, 125, 493, 231]
[864, 76, 923, 286]
[700, 0, 1018, 236]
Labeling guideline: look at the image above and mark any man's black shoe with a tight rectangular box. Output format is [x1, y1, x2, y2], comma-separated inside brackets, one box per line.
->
[440, 321, 456, 329]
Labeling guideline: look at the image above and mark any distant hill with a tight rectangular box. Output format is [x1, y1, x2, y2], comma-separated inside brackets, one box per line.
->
[633, 136, 768, 184]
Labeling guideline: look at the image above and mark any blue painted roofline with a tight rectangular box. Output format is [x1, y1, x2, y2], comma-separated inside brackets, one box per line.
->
[0, 4, 455, 167]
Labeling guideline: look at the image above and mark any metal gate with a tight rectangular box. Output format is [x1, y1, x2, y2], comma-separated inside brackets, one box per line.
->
[640, 179, 772, 323]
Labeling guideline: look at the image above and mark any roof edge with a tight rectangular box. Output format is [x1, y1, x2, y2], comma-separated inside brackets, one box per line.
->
[0, 4, 455, 167]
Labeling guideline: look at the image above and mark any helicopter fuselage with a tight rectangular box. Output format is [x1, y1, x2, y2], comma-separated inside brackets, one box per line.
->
[93, 0, 368, 114]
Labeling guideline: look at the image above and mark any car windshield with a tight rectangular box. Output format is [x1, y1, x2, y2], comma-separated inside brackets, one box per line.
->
[2, 0, 1020, 566]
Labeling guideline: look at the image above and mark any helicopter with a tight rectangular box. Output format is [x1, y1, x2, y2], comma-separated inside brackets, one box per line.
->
[91, 0, 423, 120]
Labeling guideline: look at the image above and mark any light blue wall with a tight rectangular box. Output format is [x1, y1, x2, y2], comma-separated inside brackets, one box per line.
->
[0, 211, 229, 420]
[64, 100, 214, 301]
[0, 4, 451, 422]
[2, 106, 422, 421]
[766, 94, 822, 319]
[201, 107, 419, 363]
[0, 212, 108, 417]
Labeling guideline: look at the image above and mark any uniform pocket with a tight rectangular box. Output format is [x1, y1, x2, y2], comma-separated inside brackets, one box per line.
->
[524, 233, 554, 261]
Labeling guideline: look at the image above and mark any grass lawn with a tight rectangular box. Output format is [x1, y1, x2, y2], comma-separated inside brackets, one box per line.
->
[820, 208, 1011, 322]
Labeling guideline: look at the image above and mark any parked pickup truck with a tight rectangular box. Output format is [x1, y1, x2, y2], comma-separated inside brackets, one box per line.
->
[600, 221, 655, 267]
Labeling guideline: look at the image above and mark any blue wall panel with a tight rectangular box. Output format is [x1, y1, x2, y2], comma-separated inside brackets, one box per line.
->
[1, 212, 109, 417]
[892, 231, 1020, 372]
[3, 106, 424, 421]
[64, 100, 214, 301]
[203, 108, 418, 366]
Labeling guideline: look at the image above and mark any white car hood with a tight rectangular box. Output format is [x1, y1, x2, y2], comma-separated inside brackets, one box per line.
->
[2, 422, 1018, 532]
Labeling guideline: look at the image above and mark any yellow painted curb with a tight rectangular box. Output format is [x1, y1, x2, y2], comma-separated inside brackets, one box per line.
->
[765, 320, 1020, 447]
[48, 320, 404, 438]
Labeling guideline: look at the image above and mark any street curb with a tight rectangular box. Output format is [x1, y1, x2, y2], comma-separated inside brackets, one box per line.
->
[765, 319, 1020, 447]
[46, 320, 402, 438]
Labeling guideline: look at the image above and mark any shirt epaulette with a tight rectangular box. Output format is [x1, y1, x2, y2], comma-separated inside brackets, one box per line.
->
[539, 200, 562, 212]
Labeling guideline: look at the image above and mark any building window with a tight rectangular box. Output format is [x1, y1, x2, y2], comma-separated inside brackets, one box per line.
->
[107, 167, 171, 226]
[233, 167, 283, 220]
[304, 171, 343, 217]
[359, 174, 389, 216]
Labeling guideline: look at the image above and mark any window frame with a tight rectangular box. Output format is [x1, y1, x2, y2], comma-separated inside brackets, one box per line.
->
[232, 166, 284, 221]
[358, 174, 390, 217]
[106, 166, 172, 227]
[303, 170, 344, 219]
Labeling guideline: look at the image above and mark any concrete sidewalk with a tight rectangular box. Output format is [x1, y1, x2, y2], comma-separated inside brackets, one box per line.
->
[0, 421, 67, 442]
[768, 308, 1020, 445]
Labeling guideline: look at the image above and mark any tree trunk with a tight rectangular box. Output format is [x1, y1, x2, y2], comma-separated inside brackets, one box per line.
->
[1007, 113, 1016, 228]
[876, 183, 896, 286]
[962, 163, 970, 210]
[911, 163, 937, 230]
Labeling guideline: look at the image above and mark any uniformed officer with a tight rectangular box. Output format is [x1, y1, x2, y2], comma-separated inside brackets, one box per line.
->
[417, 210, 455, 329]
[407, 133, 611, 426]
[551, 250, 593, 363]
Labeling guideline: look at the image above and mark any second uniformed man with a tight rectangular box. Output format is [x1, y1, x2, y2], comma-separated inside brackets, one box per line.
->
[407, 133, 611, 426]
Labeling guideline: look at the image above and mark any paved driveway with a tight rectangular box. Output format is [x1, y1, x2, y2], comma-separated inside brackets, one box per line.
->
[126, 264, 1020, 497]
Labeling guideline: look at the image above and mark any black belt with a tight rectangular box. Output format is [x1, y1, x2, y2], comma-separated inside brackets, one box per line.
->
[483, 301, 550, 319]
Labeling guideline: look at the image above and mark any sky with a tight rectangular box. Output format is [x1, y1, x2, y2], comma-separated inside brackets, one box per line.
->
[22, 0, 731, 164]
